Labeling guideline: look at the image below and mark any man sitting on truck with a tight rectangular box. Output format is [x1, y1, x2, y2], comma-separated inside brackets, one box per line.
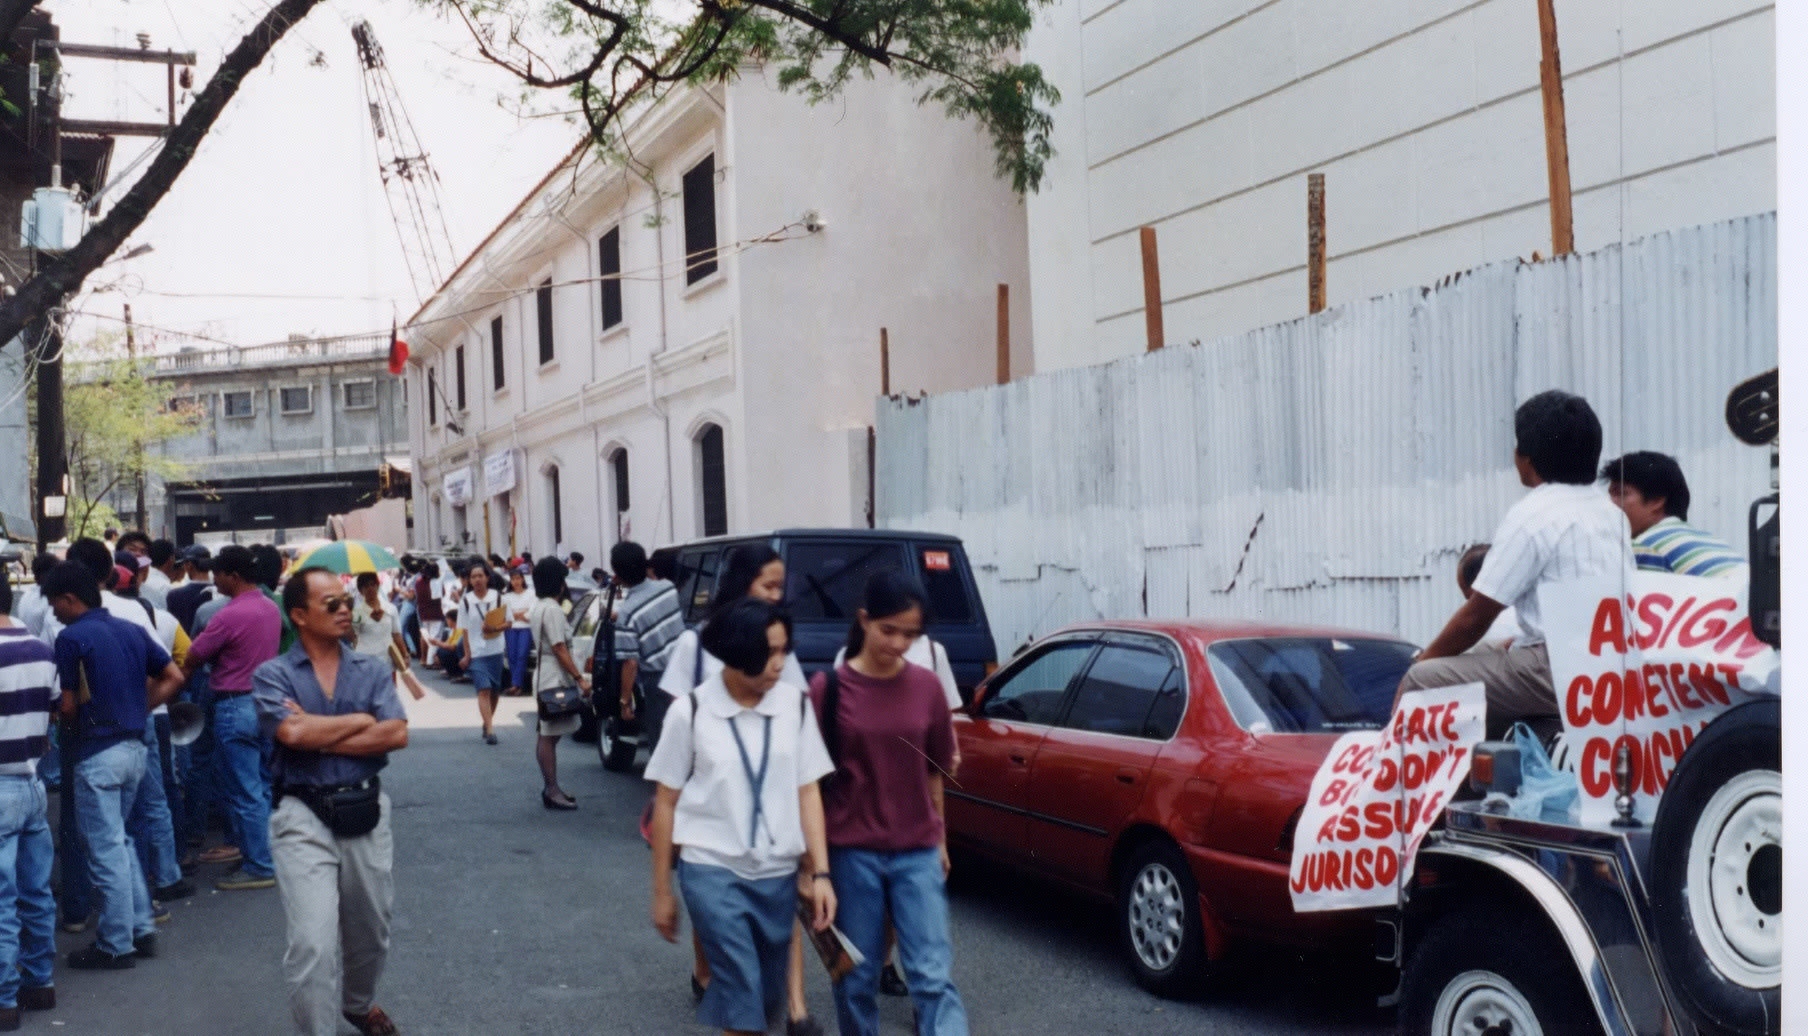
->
[1396, 390, 1632, 739]
[1600, 451, 1747, 580]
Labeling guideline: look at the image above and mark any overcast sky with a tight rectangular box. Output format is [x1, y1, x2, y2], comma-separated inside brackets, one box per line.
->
[45, 0, 578, 351]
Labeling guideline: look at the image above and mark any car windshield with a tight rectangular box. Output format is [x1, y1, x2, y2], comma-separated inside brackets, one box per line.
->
[1206, 637, 1416, 734]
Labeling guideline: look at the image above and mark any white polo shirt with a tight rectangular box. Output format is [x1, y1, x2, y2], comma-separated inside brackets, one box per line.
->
[1471, 482, 1632, 647]
[643, 676, 833, 881]
[659, 629, 806, 699]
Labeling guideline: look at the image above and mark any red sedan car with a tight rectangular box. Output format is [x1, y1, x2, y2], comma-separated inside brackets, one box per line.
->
[947, 619, 1417, 997]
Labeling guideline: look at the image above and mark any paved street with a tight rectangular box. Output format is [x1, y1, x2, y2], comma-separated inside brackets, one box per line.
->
[45, 669, 1396, 1035]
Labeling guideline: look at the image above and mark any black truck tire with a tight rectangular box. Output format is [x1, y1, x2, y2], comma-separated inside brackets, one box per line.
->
[1649, 698, 1781, 1036]
[1400, 907, 1602, 1036]
[598, 716, 638, 772]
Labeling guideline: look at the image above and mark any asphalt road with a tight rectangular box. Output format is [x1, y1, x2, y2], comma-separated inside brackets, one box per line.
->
[45, 669, 1398, 1035]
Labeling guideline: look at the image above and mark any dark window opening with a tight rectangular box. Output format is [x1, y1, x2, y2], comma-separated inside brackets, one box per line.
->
[536, 279, 555, 365]
[427, 370, 437, 425]
[697, 423, 727, 537]
[490, 317, 505, 391]
[980, 641, 1093, 726]
[611, 449, 630, 513]
[1063, 644, 1185, 740]
[454, 345, 466, 411]
[548, 467, 563, 546]
[599, 228, 623, 329]
[682, 155, 718, 284]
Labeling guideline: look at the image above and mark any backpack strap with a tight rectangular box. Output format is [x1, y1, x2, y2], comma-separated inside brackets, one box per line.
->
[820, 666, 842, 769]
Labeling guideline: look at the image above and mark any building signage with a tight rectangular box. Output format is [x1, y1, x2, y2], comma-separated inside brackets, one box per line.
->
[442, 467, 474, 506]
[483, 450, 516, 498]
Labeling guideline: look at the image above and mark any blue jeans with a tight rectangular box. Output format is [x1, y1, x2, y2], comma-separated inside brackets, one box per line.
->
[127, 723, 183, 890]
[178, 676, 217, 852]
[0, 776, 55, 1005]
[830, 847, 968, 1036]
[212, 694, 274, 878]
[398, 600, 420, 656]
[505, 629, 532, 690]
[73, 740, 154, 956]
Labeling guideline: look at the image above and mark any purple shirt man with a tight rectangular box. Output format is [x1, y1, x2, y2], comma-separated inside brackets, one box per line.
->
[185, 590, 280, 693]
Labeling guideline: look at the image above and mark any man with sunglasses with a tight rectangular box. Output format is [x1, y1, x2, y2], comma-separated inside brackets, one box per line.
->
[255, 567, 408, 1036]
[181, 545, 281, 891]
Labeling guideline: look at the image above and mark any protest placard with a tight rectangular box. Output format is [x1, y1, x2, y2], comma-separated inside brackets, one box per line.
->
[1541, 572, 1779, 826]
[1289, 683, 1485, 912]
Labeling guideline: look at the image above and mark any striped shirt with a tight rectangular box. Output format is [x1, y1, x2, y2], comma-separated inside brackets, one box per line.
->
[1633, 517, 1748, 579]
[0, 626, 55, 776]
[1471, 482, 1633, 647]
[611, 579, 684, 676]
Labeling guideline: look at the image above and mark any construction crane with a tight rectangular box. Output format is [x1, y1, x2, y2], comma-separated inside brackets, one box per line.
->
[351, 20, 457, 303]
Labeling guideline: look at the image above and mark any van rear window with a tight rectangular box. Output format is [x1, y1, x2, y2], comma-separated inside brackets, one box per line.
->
[919, 552, 973, 623]
[784, 542, 910, 621]
[1205, 637, 1415, 734]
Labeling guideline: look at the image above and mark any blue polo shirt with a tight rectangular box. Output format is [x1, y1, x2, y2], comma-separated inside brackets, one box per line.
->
[252, 643, 407, 789]
[54, 608, 170, 760]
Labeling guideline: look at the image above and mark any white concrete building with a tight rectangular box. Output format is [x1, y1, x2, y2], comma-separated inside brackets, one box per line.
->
[1024, 0, 1775, 371]
[406, 74, 1031, 559]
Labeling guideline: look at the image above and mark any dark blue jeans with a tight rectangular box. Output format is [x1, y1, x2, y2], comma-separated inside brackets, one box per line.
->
[0, 775, 54, 1006]
[211, 695, 273, 878]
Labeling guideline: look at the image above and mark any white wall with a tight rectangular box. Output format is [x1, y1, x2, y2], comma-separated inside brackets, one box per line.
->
[1025, 0, 1776, 372]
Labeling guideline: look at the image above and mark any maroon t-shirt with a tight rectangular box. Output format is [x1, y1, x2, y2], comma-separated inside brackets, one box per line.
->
[415, 574, 443, 622]
[810, 661, 957, 852]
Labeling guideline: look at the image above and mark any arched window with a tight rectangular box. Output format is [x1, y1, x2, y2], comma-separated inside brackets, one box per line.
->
[546, 464, 563, 548]
[695, 423, 726, 537]
[608, 448, 630, 519]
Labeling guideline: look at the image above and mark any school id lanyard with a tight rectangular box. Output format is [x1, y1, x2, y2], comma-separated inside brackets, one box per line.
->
[727, 713, 774, 850]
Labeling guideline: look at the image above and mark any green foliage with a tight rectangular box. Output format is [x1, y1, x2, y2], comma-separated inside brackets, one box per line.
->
[432, 0, 1060, 193]
[56, 342, 201, 539]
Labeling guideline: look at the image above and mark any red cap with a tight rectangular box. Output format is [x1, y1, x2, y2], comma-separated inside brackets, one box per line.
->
[113, 565, 135, 589]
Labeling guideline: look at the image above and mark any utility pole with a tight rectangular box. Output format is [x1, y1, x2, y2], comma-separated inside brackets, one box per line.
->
[126, 302, 146, 530]
[33, 57, 66, 551]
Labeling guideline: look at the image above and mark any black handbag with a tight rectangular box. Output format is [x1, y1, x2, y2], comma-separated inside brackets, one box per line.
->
[535, 607, 585, 718]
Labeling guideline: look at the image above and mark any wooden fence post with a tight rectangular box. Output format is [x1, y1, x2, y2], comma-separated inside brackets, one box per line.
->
[1536, 0, 1575, 256]
[879, 327, 891, 396]
[1141, 226, 1164, 351]
[1308, 173, 1327, 313]
[996, 284, 1010, 385]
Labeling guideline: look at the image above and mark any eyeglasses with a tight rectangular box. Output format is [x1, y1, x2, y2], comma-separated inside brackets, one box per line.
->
[318, 594, 355, 613]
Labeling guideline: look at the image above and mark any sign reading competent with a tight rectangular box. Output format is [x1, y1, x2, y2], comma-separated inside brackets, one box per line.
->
[1542, 572, 1778, 826]
[1289, 683, 1485, 912]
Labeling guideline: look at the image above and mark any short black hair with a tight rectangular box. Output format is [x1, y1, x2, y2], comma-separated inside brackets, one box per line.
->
[532, 556, 568, 598]
[67, 538, 113, 583]
[1514, 390, 1602, 485]
[41, 561, 100, 609]
[356, 571, 380, 589]
[117, 531, 151, 552]
[1457, 544, 1490, 589]
[249, 544, 283, 590]
[283, 566, 336, 621]
[567, 552, 584, 566]
[610, 541, 647, 585]
[1600, 451, 1690, 521]
[149, 539, 177, 567]
[0, 561, 11, 615]
[30, 553, 57, 581]
[213, 544, 256, 582]
[700, 599, 793, 678]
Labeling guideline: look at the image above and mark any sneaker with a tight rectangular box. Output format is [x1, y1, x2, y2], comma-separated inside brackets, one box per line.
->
[156, 879, 197, 900]
[150, 901, 172, 924]
[0, 1005, 16, 1032]
[66, 946, 135, 970]
[58, 914, 89, 934]
[786, 1016, 826, 1036]
[18, 987, 53, 1011]
[483, 732, 499, 746]
[215, 870, 276, 892]
[880, 962, 909, 997]
[133, 933, 157, 958]
[196, 845, 242, 865]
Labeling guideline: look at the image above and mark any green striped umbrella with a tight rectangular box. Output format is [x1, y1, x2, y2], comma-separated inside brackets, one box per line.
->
[294, 540, 402, 575]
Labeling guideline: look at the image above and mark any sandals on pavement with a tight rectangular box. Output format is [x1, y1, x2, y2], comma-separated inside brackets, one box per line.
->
[343, 1005, 400, 1036]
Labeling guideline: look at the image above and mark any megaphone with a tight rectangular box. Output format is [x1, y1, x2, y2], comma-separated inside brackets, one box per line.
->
[168, 701, 205, 747]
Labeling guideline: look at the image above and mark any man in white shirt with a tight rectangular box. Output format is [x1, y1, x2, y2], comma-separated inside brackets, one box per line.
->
[140, 541, 179, 609]
[14, 555, 55, 641]
[1397, 391, 1632, 739]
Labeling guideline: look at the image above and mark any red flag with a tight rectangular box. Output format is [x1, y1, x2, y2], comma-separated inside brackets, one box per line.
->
[387, 319, 409, 376]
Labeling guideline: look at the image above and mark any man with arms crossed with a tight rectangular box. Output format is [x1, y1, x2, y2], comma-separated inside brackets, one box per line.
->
[255, 567, 409, 1036]
[1396, 390, 1632, 739]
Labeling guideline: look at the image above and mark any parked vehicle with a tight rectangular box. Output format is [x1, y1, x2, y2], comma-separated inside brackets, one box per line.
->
[946, 618, 1416, 997]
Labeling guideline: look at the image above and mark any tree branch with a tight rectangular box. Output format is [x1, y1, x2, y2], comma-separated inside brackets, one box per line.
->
[0, 0, 326, 349]
[0, 0, 42, 51]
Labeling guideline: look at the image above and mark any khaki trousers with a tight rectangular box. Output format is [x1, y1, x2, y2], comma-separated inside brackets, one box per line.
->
[1398, 643, 1557, 741]
[270, 792, 394, 1036]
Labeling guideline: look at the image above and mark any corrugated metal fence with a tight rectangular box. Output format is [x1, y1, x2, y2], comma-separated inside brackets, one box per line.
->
[876, 213, 1777, 653]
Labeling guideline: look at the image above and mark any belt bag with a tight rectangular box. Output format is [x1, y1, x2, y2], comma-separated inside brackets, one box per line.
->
[537, 686, 584, 718]
[298, 778, 382, 838]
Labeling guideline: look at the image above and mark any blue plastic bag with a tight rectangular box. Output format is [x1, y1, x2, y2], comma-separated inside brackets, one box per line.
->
[1507, 722, 1579, 822]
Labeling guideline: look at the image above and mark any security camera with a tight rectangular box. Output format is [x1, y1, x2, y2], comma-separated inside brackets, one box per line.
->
[801, 210, 826, 234]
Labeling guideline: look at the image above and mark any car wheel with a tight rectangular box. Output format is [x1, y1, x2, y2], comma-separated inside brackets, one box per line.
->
[599, 717, 638, 772]
[1117, 840, 1208, 998]
[1649, 698, 1781, 1036]
[1400, 908, 1602, 1036]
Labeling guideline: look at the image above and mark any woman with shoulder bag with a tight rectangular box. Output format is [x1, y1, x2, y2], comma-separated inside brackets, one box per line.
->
[812, 571, 966, 1036]
[458, 562, 509, 745]
[646, 598, 836, 1036]
[529, 558, 592, 810]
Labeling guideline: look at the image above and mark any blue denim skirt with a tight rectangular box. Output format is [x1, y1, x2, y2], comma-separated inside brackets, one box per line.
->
[678, 859, 797, 1032]
[466, 653, 505, 692]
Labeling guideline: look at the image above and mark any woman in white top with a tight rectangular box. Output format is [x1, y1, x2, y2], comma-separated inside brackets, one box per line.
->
[349, 572, 408, 660]
[501, 567, 536, 697]
[646, 599, 835, 1036]
[457, 562, 508, 745]
[529, 558, 592, 809]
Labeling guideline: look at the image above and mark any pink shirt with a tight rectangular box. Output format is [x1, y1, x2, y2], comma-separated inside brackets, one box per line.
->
[185, 590, 282, 692]
[810, 662, 957, 852]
